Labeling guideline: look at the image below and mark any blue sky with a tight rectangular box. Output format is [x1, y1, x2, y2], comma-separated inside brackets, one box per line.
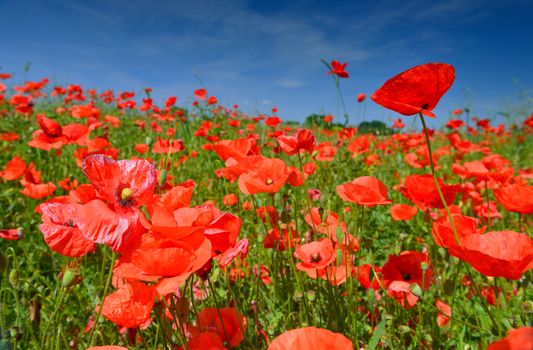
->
[1, 0, 532, 126]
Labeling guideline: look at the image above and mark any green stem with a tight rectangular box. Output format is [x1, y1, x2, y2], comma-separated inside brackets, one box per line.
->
[87, 251, 116, 346]
[418, 113, 461, 246]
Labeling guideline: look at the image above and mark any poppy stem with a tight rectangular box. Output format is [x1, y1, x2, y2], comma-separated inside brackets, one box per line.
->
[485, 181, 491, 230]
[207, 282, 234, 350]
[87, 251, 116, 347]
[418, 113, 461, 246]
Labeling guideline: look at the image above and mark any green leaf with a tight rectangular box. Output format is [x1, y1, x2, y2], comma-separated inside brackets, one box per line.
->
[367, 317, 386, 350]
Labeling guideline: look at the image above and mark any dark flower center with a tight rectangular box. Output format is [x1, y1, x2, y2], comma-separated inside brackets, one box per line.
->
[311, 253, 322, 263]
[401, 272, 412, 281]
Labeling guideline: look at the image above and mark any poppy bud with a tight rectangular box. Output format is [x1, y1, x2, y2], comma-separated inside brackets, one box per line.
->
[158, 169, 168, 187]
[420, 262, 429, 272]
[145, 136, 153, 146]
[307, 290, 316, 302]
[293, 291, 303, 302]
[409, 283, 422, 297]
[121, 187, 133, 201]
[523, 301, 533, 314]
[9, 269, 19, 288]
[0, 250, 7, 272]
[62, 268, 77, 288]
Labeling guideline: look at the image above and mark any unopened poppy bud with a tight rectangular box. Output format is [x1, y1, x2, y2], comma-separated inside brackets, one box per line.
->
[307, 290, 316, 302]
[293, 291, 303, 302]
[522, 301, 533, 314]
[158, 170, 168, 186]
[0, 250, 7, 272]
[9, 269, 19, 288]
[121, 187, 133, 201]
[62, 268, 77, 288]
[420, 262, 429, 272]
[145, 136, 153, 146]
[409, 283, 422, 297]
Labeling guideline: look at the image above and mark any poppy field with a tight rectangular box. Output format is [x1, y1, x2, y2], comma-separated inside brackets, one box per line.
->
[0, 63, 532, 350]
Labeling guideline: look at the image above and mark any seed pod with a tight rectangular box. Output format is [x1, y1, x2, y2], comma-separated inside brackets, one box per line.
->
[8, 269, 19, 288]
[62, 268, 77, 288]
[158, 169, 168, 187]
[409, 283, 422, 297]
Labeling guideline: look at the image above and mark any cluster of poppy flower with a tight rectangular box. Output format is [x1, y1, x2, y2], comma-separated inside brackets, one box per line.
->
[1, 63, 532, 349]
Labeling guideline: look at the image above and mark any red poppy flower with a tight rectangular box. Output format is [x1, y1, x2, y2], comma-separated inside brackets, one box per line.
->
[336, 176, 392, 207]
[39, 202, 96, 257]
[194, 307, 247, 347]
[494, 182, 533, 214]
[371, 63, 455, 118]
[294, 238, 336, 277]
[275, 128, 315, 155]
[400, 174, 459, 211]
[86, 347, 128, 350]
[357, 93, 366, 102]
[390, 204, 418, 221]
[487, 327, 533, 350]
[212, 137, 258, 161]
[0, 228, 22, 240]
[0, 132, 19, 142]
[314, 141, 337, 161]
[381, 251, 432, 307]
[268, 327, 353, 350]
[238, 157, 291, 195]
[0, 156, 27, 180]
[100, 281, 155, 329]
[328, 61, 349, 78]
[432, 214, 486, 248]
[20, 180, 56, 199]
[436, 299, 452, 327]
[447, 231, 533, 280]
[182, 332, 226, 350]
[76, 155, 156, 252]
[152, 137, 185, 154]
[194, 88, 207, 100]
[114, 228, 211, 296]
[81, 155, 156, 209]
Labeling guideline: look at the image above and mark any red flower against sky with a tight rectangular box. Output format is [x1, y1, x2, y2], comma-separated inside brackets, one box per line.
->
[371, 63, 455, 118]
[336, 176, 392, 207]
[268, 327, 353, 350]
[275, 128, 315, 155]
[327, 60, 349, 78]
[194, 88, 207, 100]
